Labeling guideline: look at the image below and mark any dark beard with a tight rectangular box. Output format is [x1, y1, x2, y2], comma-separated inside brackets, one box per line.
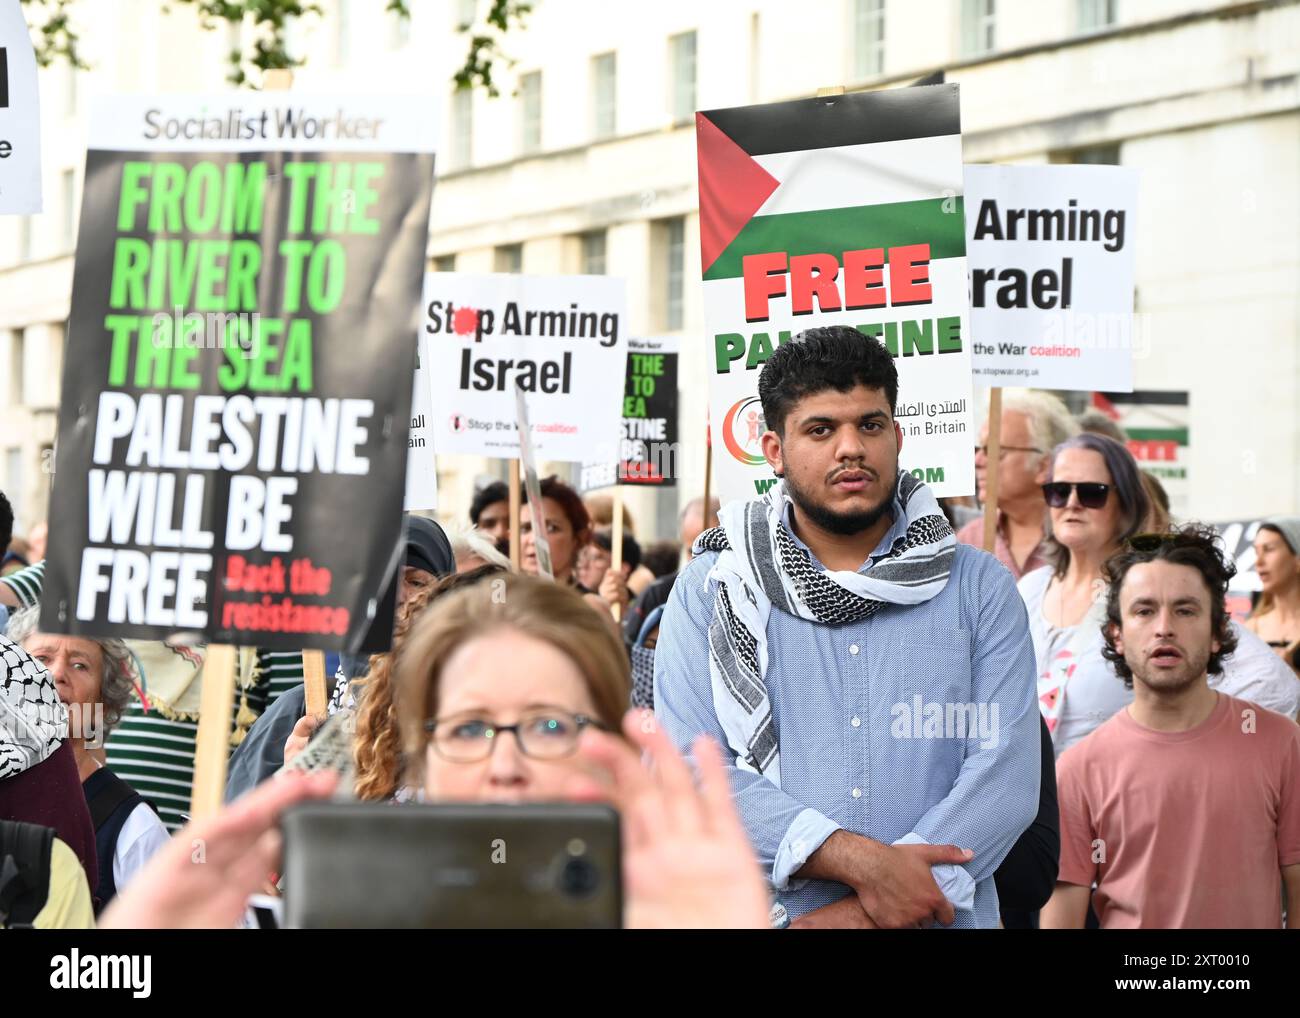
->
[784, 465, 897, 537]
[1129, 646, 1212, 694]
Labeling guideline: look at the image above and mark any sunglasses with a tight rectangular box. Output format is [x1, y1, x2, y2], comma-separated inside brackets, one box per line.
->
[1042, 481, 1111, 509]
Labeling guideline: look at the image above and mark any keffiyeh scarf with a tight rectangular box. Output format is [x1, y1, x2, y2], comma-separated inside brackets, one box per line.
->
[0, 634, 68, 780]
[693, 472, 955, 786]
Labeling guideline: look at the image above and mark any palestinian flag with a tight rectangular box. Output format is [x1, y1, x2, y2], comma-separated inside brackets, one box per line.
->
[695, 84, 975, 503]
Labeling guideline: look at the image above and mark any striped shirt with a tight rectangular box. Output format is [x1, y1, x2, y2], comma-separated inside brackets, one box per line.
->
[105, 651, 301, 832]
[0, 559, 45, 609]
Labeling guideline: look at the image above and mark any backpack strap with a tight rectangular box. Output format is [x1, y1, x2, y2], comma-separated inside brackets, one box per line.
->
[85, 768, 143, 830]
[0, 820, 55, 929]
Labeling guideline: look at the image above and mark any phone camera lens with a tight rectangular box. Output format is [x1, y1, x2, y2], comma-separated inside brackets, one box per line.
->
[559, 857, 600, 898]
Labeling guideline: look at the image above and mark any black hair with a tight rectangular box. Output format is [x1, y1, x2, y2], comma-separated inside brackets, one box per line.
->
[469, 481, 508, 524]
[593, 529, 641, 573]
[757, 326, 898, 437]
[641, 539, 681, 578]
[1100, 524, 1239, 688]
[0, 490, 12, 551]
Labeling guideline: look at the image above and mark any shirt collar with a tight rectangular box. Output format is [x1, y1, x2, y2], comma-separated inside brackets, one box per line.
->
[780, 494, 906, 573]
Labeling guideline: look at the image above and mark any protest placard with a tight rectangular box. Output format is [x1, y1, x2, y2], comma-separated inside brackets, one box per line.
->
[0, 0, 42, 213]
[578, 335, 679, 491]
[427, 272, 627, 463]
[1094, 390, 1188, 516]
[404, 330, 438, 511]
[1212, 517, 1265, 620]
[966, 164, 1138, 391]
[696, 85, 974, 503]
[40, 94, 436, 652]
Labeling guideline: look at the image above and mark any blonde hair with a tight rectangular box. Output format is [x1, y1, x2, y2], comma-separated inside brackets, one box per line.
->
[398, 574, 631, 769]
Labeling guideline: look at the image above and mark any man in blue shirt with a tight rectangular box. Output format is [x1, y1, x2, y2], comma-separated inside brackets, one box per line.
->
[654, 327, 1039, 928]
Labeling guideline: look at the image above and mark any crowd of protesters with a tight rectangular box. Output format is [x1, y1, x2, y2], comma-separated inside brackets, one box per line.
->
[3, 326, 1299, 929]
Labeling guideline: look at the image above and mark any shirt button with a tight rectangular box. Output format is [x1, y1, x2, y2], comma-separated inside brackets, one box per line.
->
[851, 787, 862, 799]
[850, 716, 861, 727]
[849, 644, 860, 655]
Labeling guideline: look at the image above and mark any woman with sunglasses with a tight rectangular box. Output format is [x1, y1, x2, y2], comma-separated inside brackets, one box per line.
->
[1020, 434, 1298, 754]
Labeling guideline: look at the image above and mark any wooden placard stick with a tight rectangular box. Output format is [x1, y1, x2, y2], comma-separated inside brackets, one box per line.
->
[610, 498, 624, 622]
[981, 387, 1003, 553]
[302, 649, 329, 718]
[509, 460, 522, 569]
[190, 644, 237, 819]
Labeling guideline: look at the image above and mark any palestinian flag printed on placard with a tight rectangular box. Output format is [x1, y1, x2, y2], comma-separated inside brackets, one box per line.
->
[697, 84, 975, 503]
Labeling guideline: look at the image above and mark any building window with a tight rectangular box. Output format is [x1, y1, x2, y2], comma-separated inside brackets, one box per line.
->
[62, 170, 77, 249]
[960, 0, 996, 57]
[591, 52, 617, 140]
[336, 0, 351, 64]
[434, 254, 456, 272]
[456, 0, 476, 29]
[669, 31, 697, 123]
[854, 0, 886, 78]
[661, 218, 685, 330]
[495, 244, 523, 274]
[8, 329, 25, 404]
[1050, 143, 1121, 165]
[66, 62, 77, 116]
[4, 448, 21, 517]
[581, 231, 607, 275]
[748, 13, 761, 101]
[1077, 0, 1117, 33]
[391, 6, 411, 48]
[519, 71, 542, 155]
[452, 88, 473, 169]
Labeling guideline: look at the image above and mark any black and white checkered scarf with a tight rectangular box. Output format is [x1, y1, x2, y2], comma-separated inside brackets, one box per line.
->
[1, 634, 68, 780]
[692, 471, 954, 785]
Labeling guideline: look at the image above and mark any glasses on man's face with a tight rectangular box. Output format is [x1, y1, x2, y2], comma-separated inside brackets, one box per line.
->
[1042, 481, 1111, 509]
[423, 709, 605, 763]
[974, 444, 1042, 460]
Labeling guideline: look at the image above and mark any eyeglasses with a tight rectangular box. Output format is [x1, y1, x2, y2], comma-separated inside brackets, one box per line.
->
[1042, 481, 1111, 509]
[974, 444, 1042, 460]
[423, 709, 606, 763]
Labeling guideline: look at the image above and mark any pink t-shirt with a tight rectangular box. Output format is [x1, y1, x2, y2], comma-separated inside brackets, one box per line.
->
[1057, 692, 1300, 928]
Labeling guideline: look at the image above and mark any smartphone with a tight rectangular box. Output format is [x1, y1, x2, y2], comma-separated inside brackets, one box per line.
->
[245, 894, 283, 930]
[281, 802, 621, 929]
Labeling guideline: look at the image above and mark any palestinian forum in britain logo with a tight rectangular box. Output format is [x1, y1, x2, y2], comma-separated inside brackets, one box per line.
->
[722, 396, 767, 466]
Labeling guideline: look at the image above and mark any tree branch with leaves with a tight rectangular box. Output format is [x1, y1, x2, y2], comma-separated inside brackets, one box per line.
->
[21, 0, 530, 91]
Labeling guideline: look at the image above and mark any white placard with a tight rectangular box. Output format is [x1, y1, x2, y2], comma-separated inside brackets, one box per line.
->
[427, 272, 628, 462]
[0, 0, 42, 213]
[403, 330, 438, 510]
[966, 164, 1138, 391]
